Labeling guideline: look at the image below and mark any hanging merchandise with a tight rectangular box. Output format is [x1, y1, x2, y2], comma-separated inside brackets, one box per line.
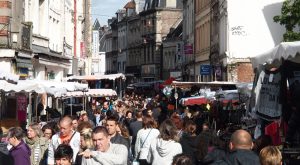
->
[254, 68, 282, 120]
[265, 119, 288, 146]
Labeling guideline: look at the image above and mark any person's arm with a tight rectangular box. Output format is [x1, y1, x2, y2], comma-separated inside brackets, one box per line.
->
[47, 138, 55, 165]
[91, 145, 128, 164]
[134, 130, 141, 159]
[147, 140, 154, 164]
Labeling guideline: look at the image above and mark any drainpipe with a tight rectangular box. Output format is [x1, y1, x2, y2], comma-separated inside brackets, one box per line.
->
[74, 0, 77, 58]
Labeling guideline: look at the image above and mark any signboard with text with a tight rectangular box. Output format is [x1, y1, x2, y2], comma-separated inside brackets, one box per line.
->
[200, 65, 211, 75]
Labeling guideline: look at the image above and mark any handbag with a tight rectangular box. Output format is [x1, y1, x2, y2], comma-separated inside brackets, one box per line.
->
[137, 129, 152, 159]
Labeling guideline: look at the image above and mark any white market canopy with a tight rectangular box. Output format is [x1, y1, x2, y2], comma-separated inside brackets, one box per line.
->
[0, 80, 88, 98]
[63, 89, 117, 98]
[171, 81, 238, 89]
[251, 41, 300, 69]
[0, 69, 19, 83]
[64, 73, 126, 81]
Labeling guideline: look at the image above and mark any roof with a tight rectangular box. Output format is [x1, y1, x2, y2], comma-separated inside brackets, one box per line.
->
[93, 19, 101, 30]
[124, 1, 136, 9]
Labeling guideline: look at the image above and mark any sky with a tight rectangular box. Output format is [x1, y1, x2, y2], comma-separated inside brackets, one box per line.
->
[91, 0, 129, 26]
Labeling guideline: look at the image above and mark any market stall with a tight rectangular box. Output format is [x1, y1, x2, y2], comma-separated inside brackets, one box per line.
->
[251, 41, 300, 163]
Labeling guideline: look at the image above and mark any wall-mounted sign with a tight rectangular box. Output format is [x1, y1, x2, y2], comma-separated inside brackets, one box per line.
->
[200, 65, 211, 75]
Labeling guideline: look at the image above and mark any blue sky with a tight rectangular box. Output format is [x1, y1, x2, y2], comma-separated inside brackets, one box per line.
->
[91, 0, 129, 26]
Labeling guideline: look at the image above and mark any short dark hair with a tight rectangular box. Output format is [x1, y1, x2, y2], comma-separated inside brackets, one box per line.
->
[92, 126, 109, 137]
[106, 115, 119, 124]
[54, 144, 73, 161]
[172, 154, 193, 165]
[7, 127, 24, 140]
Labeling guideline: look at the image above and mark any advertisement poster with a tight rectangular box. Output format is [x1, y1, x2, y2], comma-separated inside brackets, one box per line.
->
[17, 94, 27, 122]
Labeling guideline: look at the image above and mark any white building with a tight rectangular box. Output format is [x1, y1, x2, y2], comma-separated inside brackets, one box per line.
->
[219, 0, 286, 82]
[23, 0, 87, 81]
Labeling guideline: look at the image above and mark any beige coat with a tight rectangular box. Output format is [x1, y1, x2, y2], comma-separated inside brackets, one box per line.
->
[24, 137, 49, 165]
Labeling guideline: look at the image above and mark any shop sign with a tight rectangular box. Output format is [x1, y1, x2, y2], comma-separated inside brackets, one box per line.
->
[200, 65, 211, 75]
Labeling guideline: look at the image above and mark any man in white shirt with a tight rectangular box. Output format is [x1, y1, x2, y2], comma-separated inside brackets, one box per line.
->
[80, 126, 128, 165]
[47, 116, 80, 165]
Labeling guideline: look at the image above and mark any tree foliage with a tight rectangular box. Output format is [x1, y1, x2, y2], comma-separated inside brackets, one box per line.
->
[273, 0, 300, 41]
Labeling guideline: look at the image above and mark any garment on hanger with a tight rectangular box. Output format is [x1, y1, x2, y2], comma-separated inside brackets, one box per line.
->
[265, 119, 288, 146]
[254, 67, 282, 120]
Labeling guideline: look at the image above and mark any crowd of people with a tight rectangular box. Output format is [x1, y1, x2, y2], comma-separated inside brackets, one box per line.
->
[0, 93, 285, 165]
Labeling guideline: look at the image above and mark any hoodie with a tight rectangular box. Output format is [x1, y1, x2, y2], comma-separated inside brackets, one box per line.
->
[9, 140, 31, 165]
[147, 138, 182, 165]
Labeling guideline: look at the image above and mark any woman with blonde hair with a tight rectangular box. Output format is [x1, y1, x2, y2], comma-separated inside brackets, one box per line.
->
[259, 146, 282, 165]
[74, 128, 93, 165]
[24, 123, 49, 165]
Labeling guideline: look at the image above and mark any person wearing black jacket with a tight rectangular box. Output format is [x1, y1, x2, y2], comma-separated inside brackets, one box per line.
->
[0, 142, 14, 165]
[213, 129, 260, 165]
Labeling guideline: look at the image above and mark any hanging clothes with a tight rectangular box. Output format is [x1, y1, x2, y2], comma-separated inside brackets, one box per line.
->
[265, 120, 288, 146]
[254, 67, 283, 120]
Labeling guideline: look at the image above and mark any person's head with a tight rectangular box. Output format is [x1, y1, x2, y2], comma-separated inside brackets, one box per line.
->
[142, 114, 157, 129]
[171, 114, 183, 130]
[202, 122, 210, 132]
[71, 116, 79, 131]
[54, 144, 73, 165]
[7, 127, 24, 147]
[103, 101, 109, 110]
[27, 123, 42, 139]
[59, 116, 73, 137]
[146, 109, 153, 116]
[42, 124, 54, 140]
[229, 129, 253, 151]
[77, 121, 93, 133]
[172, 154, 193, 165]
[135, 111, 143, 120]
[259, 146, 282, 165]
[81, 113, 89, 122]
[126, 111, 132, 119]
[159, 119, 178, 141]
[117, 123, 130, 138]
[253, 135, 272, 154]
[92, 126, 110, 152]
[106, 116, 119, 137]
[183, 120, 197, 136]
[80, 128, 93, 150]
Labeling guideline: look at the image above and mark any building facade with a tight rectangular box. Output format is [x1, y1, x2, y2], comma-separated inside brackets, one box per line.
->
[139, 0, 182, 81]
[195, 0, 211, 82]
[218, 0, 285, 82]
[0, 0, 90, 81]
[105, 18, 118, 74]
[182, 0, 194, 81]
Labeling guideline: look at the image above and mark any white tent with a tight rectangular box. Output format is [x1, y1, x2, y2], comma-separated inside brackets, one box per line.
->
[64, 89, 117, 98]
[0, 69, 19, 83]
[0, 80, 88, 98]
[251, 41, 300, 69]
[64, 73, 126, 81]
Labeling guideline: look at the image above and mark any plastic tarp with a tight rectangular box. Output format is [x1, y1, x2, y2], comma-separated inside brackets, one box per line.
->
[65, 73, 126, 81]
[63, 89, 117, 98]
[251, 41, 300, 69]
